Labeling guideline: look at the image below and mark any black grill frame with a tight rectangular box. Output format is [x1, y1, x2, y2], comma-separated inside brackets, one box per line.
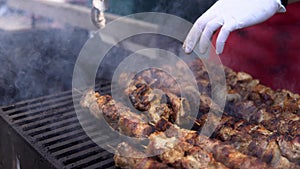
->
[0, 83, 116, 169]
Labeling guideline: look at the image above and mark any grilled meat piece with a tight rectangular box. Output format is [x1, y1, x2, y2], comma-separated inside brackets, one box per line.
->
[154, 117, 173, 132]
[118, 62, 299, 167]
[129, 83, 151, 111]
[213, 115, 299, 168]
[182, 87, 299, 168]
[277, 135, 300, 164]
[118, 111, 154, 137]
[80, 89, 154, 138]
[193, 97, 299, 168]
[127, 80, 191, 126]
[181, 147, 229, 169]
[82, 58, 300, 169]
[226, 99, 300, 138]
[134, 158, 173, 169]
[114, 142, 173, 169]
[257, 108, 300, 138]
[123, 68, 181, 96]
[145, 131, 228, 169]
[195, 137, 271, 169]
[148, 125, 270, 169]
[128, 81, 175, 123]
[169, 59, 300, 166]
[188, 58, 211, 95]
[223, 68, 300, 138]
[81, 90, 270, 169]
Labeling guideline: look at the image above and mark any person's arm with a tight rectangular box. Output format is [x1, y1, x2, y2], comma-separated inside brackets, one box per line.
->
[91, 0, 106, 28]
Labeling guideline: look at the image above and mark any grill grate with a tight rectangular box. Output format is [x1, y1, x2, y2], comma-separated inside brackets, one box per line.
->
[0, 82, 116, 169]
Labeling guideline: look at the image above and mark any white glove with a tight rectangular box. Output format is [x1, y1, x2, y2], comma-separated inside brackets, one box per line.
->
[93, 0, 106, 11]
[183, 0, 285, 55]
[92, 0, 106, 28]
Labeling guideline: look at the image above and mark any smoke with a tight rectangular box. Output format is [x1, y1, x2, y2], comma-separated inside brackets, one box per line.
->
[0, 0, 217, 106]
[107, 0, 217, 22]
[0, 28, 89, 105]
[152, 0, 217, 22]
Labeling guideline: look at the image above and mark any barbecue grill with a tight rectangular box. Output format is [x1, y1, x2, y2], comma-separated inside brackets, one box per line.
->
[0, 82, 116, 169]
[1, 1, 299, 168]
[0, 2, 183, 168]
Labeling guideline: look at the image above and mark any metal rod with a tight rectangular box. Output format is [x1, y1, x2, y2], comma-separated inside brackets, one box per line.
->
[187, 116, 201, 126]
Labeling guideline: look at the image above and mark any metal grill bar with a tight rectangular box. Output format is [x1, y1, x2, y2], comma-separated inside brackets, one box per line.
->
[41, 130, 87, 147]
[23, 113, 78, 132]
[0, 82, 116, 169]
[86, 161, 116, 169]
[2, 90, 73, 112]
[66, 153, 114, 169]
[66, 144, 107, 162]
[49, 136, 95, 154]
[39, 121, 107, 146]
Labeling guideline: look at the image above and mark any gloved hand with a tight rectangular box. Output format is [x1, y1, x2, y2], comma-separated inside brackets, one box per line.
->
[92, 0, 106, 28]
[183, 0, 286, 55]
[93, 0, 106, 11]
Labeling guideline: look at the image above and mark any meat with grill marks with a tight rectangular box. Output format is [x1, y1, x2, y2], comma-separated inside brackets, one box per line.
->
[81, 58, 300, 169]
[195, 93, 299, 167]
[80, 89, 154, 138]
[123, 60, 300, 139]
[121, 69, 299, 167]
[191, 59, 300, 135]
[80, 90, 270, 169]
[195, 113, 300, 168]
[226, 97, 300, 138]
[224, 68, 300, 138]
[127, 79, 194, 126]
[146, 124, 270, 169]
[114, 123, 269, 169]
[190, 60, 300, 165]
[114, 137, 229, 169]
[114, 142, 173, 169]
[145, 131, 229, 169]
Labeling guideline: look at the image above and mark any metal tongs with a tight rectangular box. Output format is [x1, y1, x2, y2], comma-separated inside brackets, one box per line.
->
[91, 0, 106, 29]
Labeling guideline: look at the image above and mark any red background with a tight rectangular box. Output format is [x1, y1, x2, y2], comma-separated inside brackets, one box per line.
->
[212, 2, 300, 93]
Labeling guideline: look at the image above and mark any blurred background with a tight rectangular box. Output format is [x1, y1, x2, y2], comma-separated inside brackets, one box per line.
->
[0, 0, 216, 106]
